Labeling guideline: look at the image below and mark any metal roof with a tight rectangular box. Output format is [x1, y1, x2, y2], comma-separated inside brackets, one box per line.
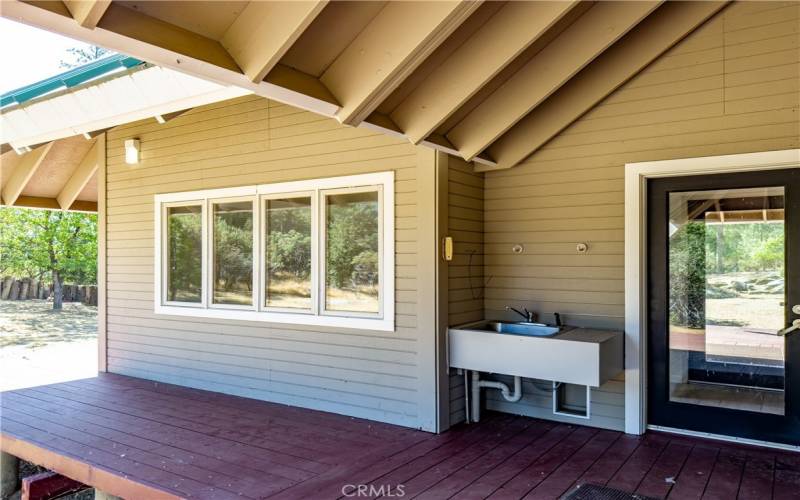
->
[0, 54, 143, 108]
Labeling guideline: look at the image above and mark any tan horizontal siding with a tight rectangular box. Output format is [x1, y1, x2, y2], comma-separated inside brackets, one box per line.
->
[105, 96, 429, 428]
[482, 2, 799, 432]
[446, 157, 484, 425]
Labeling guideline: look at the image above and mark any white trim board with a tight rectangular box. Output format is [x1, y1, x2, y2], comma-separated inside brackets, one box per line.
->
[623, 149, 800, 435]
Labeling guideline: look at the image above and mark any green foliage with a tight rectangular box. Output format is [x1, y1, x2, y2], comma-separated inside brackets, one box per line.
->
[59, 45, 111, 69]
[0, 207, 97, 284]
[705, 222, 784, 273]
[213, 208, 253, 295]
[669, 221, 706, 328]
[267, 201, 311, 279]
[167, 210, 202, 302]
[326, 196, 379, 289]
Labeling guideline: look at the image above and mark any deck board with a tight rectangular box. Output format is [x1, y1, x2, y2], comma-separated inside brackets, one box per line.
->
[1, 374, 798, 499]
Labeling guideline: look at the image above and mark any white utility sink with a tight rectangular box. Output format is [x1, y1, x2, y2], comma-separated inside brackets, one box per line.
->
[448, 321, 623, 387]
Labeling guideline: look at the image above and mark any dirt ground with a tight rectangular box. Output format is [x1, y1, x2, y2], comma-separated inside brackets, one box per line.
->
[0, 300, 97, 392]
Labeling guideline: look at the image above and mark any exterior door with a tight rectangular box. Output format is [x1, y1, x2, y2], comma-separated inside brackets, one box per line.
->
[647, 168, 800, 446]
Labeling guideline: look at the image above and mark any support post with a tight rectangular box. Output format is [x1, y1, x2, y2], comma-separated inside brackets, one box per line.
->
[1, 451, 20, 498]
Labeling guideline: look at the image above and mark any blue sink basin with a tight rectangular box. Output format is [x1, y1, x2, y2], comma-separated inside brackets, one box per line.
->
[481, 321, 561, 337]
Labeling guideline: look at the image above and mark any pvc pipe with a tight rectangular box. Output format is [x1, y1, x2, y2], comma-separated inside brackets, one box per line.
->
[470, 371, 523, 422]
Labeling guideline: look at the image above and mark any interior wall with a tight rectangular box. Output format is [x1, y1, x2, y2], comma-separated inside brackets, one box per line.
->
[104, 95, 442, 431]
[479, 1, 799, 431]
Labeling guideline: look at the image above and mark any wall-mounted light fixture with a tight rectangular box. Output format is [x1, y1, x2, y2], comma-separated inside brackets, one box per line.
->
[124, 138, 140, 164]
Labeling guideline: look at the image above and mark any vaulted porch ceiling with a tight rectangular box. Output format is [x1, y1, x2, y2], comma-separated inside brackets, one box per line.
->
[3, 1, 728, 171]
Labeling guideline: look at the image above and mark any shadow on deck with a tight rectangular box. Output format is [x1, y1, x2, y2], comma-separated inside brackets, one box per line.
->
[1, 374, 798, 499]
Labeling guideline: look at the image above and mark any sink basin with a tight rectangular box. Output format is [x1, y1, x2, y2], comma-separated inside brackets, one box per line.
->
[448, 321, 624, 387]
[480, 321, 561, 337]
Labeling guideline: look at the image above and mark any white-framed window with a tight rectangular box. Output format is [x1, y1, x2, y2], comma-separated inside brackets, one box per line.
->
[154, 172, 395, 331]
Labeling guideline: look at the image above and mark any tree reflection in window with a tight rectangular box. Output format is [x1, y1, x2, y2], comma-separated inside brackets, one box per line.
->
[213, 201, 253, 305]
[265, 197, 312, 310]
[167, 205, 202, 303]
[325, 191, 379, 314]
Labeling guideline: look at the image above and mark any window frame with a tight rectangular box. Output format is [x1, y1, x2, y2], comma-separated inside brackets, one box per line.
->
[208, 196, 258, 311]
[320, 185, 384, 319]
[160, 200, 207, 308]
[260, 191, 317, 315]
[153, 172, 395, 331]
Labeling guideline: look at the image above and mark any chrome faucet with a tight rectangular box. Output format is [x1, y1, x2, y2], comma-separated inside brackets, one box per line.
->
[506, 306, 537, 323]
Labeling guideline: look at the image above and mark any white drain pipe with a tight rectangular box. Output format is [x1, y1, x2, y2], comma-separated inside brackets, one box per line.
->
[470, 371, 522, 422]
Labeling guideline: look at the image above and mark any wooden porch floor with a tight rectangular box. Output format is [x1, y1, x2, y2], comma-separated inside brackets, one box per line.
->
[1, 374, 798, 499]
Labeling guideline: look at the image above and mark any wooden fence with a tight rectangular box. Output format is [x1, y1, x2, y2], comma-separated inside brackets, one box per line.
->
[0, 277, 97, 306]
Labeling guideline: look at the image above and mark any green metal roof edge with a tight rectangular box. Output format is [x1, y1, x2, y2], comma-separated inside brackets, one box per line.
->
[1, 54, 144, 108]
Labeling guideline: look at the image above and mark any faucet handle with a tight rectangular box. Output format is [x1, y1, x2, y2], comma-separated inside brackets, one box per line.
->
[553, 312, 562, 327]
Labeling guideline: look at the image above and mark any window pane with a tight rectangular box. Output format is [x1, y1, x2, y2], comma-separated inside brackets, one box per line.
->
[325, 191, 380, 314]
[166, 205, 202, 303]
[668, 187, 785, 415]
[213, 201, 253, 306]
[265, 197, 312, 309]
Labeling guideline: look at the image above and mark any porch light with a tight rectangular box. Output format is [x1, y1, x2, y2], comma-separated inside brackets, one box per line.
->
[124, 138, 140, 164]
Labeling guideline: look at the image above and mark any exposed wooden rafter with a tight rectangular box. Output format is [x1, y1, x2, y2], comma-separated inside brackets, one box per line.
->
[1, 142, 54, 207]
[56, 138, 99, 210]
[0, 1, 340, 116]
[221, 1, 328, 83]
[448, 0, 662, 161]
[321, 1, 483, 126]
[63, 0, 111, 29]
[392, 1, 579, 144]
[483, 1, 730, 171]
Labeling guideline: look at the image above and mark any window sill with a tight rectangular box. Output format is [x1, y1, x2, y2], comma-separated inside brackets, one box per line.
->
[154, 304, 395, 332]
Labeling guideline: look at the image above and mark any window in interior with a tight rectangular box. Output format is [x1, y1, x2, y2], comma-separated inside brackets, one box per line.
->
[165, 204, 203, 304]
[212, 199, 254, 306]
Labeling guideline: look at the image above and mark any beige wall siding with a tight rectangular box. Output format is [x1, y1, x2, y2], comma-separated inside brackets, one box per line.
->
[481, 2, 799, 431]
[446, 157, 484, 425]
[105, 95, 437, 430]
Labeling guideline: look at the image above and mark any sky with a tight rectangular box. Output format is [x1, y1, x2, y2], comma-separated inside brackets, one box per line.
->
[0, 18, 104, 94]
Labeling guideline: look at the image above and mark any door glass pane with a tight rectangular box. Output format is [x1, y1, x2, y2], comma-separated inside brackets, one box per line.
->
[325, 190, 380, 314]
[668, 187, 785, 415]
[166, 205, 202, 303]
[265, 197, 312, 310]
[213, 201, 253, 306]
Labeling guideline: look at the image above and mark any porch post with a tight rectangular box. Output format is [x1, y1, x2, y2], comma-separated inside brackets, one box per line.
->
[0, 451, 19, 497]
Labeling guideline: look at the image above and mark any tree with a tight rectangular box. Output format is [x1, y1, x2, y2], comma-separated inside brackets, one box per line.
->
[59, 45, 111, 69]
[0, 208, 97, 310]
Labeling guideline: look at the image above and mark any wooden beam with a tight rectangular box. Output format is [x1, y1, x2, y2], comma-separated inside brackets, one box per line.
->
[22, 471, 87, 500]
[321, 1, 482, 126]
[1, 1, 340, 117]
[63, 0, 111, 29]
[57, 139, 98, 210]
[1, 142, 53, 206]
[483, 1, 729, 171]
[154, 109, 190, 124]
[448, 1, 662, 161]
[221, 1, 328, 83]
[392, 1, 578, 144]
[11, 196, 97, 212]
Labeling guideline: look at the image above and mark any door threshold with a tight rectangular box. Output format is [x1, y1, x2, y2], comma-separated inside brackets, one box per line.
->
[647, 425, 799, 452]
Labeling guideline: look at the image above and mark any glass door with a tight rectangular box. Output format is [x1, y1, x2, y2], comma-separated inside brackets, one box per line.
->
[647, 168, 800, 446]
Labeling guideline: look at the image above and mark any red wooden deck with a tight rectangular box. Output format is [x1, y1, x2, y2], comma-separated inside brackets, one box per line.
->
[1, 374, 798, 499]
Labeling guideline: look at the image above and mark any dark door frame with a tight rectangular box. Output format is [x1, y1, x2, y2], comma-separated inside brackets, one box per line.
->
[622, 150, 800, 445]
[647, 168, 799, 446]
